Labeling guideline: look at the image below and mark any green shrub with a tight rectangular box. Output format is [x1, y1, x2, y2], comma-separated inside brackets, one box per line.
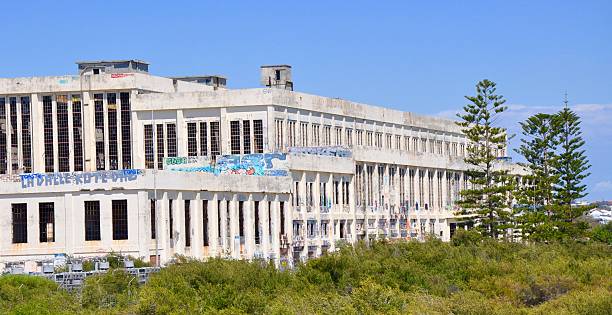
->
[81, 269, 139, 311]
[451, 229, 484, 246]
[1, 239, 610, 314]
[591, 222, 612, 245]
[0, 275, 79, 314]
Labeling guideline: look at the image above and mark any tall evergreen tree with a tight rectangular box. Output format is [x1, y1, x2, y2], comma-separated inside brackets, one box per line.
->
[514, 113, 560, 241]
[552, 97, 591, 238]
[456, 79, 514, 238]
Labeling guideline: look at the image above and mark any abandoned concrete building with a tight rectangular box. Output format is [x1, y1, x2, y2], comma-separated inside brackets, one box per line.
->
[0, 60, 508, 271]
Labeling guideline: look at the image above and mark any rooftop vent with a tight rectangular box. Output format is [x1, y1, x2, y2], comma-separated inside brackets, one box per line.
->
[172, 75, 227, 90]
[260, 65, 293, 91]
[76, 59, 149, 75]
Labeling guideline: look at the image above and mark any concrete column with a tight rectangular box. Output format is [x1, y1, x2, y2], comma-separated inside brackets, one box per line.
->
[270, 199, 280, 261]
[128, 90, 137, 170]
[230, 197, 240, 259]
[159, 192, 170, 264]
[15, 97, 23, 173]
[131, 111, 143, 169]
[260, 199, 270, 257]
[176, 109, 186, 157]
[219, 108, 229, 154]
[82, 90, 95, 172]
[245, 196, 255, 258]
[137, 191, 149, 259]
[103, 95, 110, 171]
[442, 170, 448, 210]
[209, 195, 219, 257]
[219, 197, 228, 255]
[63, 194, 73, 255]
[266, 106, 275, 152]
[67, 96, 75, 172]
[52, 95, 58, 172]
[192, 194, 203, 259]
[100, 197, 113, 254]
[30, 94, 44, 173]
[115, 95, 123, 171]
[174, 193, 184, 256]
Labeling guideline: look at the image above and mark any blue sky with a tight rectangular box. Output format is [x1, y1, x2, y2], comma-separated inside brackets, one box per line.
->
[2, 1, 611, 200]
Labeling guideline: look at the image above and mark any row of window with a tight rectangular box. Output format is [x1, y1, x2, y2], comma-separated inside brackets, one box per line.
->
[153, 199, 287, 248]
[293, 179, 350, 208]
[145, 119, 265, 168]
[10, 200, 129, 244]
[229, 120, 265, 155]
[144, 123, 180, 169]
[354, 165, 465, 210]
[0, 97, 33, 174]
[92, 93, 132, 171]
[274, 119, 509, 157]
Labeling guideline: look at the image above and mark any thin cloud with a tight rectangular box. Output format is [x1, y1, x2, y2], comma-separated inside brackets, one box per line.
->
[594, 181, 612, 193]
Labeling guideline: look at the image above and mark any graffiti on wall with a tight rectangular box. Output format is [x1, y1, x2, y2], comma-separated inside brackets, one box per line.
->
[165, 153, 288, 177]
[20, 169, 142, 189]
[287, 146, 352, 158]
[164, 156, 212, 171]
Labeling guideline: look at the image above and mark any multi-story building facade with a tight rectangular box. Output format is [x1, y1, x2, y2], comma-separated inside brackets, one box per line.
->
[0, 60, 507, 271]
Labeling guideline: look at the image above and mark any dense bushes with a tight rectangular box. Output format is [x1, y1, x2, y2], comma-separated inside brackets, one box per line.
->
[0, 239, 610, 314]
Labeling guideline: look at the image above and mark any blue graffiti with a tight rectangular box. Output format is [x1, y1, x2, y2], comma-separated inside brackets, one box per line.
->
[287, 146, 352, 158]
[168, 154, 288, 177]
[20, 169, 142, 189]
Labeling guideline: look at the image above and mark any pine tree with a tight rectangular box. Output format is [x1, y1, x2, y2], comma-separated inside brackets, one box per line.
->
[514, 113, 560, 241]
[456, 79, 514, 238]
[552, 97, 591, 238]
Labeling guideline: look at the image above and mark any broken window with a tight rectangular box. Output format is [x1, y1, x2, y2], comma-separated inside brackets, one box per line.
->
[12, 203, 27, 244]
[187, 122, 197, 156]
[112, 200, 128, 240]
[39, 202, 55, 243]
[275, 119, 284, 150]
[94, 94, 105, 170]
[120, 92, 132, 168]
[71, 95, 84, 171]
[166, 123, 177, 157]
[210, 121, 220, 159]
[42, 96, 55, 172]
[144, 124, 154, 169]
[185, 200, 191, 247]
[107, 93, 119, 170]
[243, 120, 251, 154]
[0, 98, 6, 174]
[169, 199, 174, 240]
[199, 122, 208, 156]
[56, 95, 70, 172]
[203, 200, 209, 246]
[150, 200, 156, 239]
[156, 124, 164, 169]
[84, 201, 101, 241]
[253, 120, 264, 153]
[9, 97, 18, 172]
[254, 201, 260, 245]
[230, 120, 241, 154]
[18, 96, 32, 173]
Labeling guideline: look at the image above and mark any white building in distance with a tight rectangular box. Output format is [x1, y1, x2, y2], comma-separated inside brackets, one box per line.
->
[0, 60, 505, 271]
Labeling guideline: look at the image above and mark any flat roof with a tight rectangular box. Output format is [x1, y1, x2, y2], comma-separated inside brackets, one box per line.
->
[75, 59, 149, 65]
[171, 75, 227, 80]
[260, 65, 292, 68]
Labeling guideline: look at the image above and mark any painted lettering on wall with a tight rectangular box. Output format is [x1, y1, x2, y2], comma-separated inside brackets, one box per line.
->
[165, 154, 289, 177]
[110, 73, 134, 78]
[164, 156, 211, 171]
[20, 169, 142, 189]
[287, 146, 352, 158]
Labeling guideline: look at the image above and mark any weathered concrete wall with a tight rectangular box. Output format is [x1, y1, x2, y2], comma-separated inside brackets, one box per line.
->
[0, 73, 212, 94]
